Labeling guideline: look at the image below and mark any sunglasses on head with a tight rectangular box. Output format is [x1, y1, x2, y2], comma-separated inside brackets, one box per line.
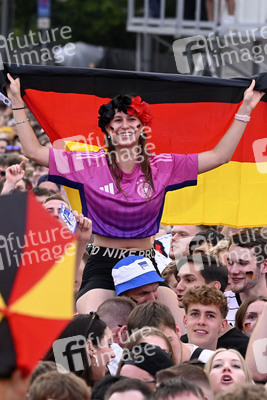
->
[5, 145, 20, 151]
[86, 311, 99, 336]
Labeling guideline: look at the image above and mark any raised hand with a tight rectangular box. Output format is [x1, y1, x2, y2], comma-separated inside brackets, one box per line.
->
[5, 161, 25, 184]
[72, 211, 93, 280]
[6, 73, 23, 106]
[73, 210, 93, 243]
[1, 161, 25, 194]
[242, 79, 265, 114]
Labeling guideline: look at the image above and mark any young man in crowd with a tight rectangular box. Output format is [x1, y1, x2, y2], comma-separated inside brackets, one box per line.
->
[182, 285, 228, 350]
[97, 297, 136, 348]
[226, 229, 267, 323]
[112, 256, 164, 305]
[176, 254, 228, 308]
[127, 301, 214, 365]
[169, 225, 210, 261]
[97, 297, 136, 375]
[112, 255, 184, 329]
[176, 254, 249, 357]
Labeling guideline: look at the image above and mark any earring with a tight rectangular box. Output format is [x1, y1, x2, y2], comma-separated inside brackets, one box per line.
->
[91, 354, 97, 367]
[140, 130, 146, 139]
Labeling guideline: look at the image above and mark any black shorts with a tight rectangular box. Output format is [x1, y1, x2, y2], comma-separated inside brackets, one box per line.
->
[77, 246, 164, 299]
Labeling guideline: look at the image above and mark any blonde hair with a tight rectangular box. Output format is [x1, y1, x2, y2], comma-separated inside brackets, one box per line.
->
[117, 326, 173, 375]
[204, 348, 252, 383]
[207, 239, 230, 258]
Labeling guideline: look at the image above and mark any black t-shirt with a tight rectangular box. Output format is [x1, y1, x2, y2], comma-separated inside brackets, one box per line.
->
[181, 327, 249, 358]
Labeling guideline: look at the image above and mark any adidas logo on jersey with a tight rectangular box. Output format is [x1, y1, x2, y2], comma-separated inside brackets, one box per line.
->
[99, 183, 115, 195]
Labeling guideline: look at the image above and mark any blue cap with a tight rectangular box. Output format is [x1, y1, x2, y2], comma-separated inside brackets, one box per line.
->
[112, 255, 164, 296]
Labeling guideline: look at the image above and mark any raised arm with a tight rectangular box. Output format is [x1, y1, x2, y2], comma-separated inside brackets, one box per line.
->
[1, 161, 25, 195]
[6, 73, 49, 167]
[245, 302, 267, 382]
[73, 211, 92, 285]
[198, 80, 265, 174]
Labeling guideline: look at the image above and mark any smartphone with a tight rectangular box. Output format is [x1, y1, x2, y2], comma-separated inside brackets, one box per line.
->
[59, 203, 77, 233]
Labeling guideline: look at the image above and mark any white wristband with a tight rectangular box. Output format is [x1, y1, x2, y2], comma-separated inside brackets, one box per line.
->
[235, 113, 251, 123]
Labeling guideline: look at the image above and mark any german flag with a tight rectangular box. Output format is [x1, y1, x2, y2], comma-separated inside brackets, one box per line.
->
[3, 64, 267, 227]
[0, 191, 76, 377]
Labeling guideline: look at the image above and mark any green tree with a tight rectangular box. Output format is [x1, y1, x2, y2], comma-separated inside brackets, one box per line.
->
[12, 0, 135, 49]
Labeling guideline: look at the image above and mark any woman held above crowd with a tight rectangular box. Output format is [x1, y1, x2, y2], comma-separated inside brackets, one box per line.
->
[6, 74, 265, 318]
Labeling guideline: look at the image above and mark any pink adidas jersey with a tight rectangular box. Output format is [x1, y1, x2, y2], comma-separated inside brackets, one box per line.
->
[49, 149, 198, 238]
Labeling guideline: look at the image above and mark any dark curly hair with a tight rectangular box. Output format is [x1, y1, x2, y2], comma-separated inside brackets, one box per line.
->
[98, 95, 132, 134]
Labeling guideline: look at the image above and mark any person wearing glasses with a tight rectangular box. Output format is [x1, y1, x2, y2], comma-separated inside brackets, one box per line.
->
[5, 144, 21, 155]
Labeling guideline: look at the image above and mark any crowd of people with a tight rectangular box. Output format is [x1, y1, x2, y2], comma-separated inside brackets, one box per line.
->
[0, 75, 267, 399]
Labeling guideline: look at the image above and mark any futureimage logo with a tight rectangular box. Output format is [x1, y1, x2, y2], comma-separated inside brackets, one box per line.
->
[173, 27, 267, 74]
[173, 35, 212, 74]
[0, 26, 75, 69]
[0, 226, 74, 270]
[53, 335, 90, 373]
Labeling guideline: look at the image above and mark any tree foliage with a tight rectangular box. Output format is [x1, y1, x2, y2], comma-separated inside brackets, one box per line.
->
[11, 0, 135, 48]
